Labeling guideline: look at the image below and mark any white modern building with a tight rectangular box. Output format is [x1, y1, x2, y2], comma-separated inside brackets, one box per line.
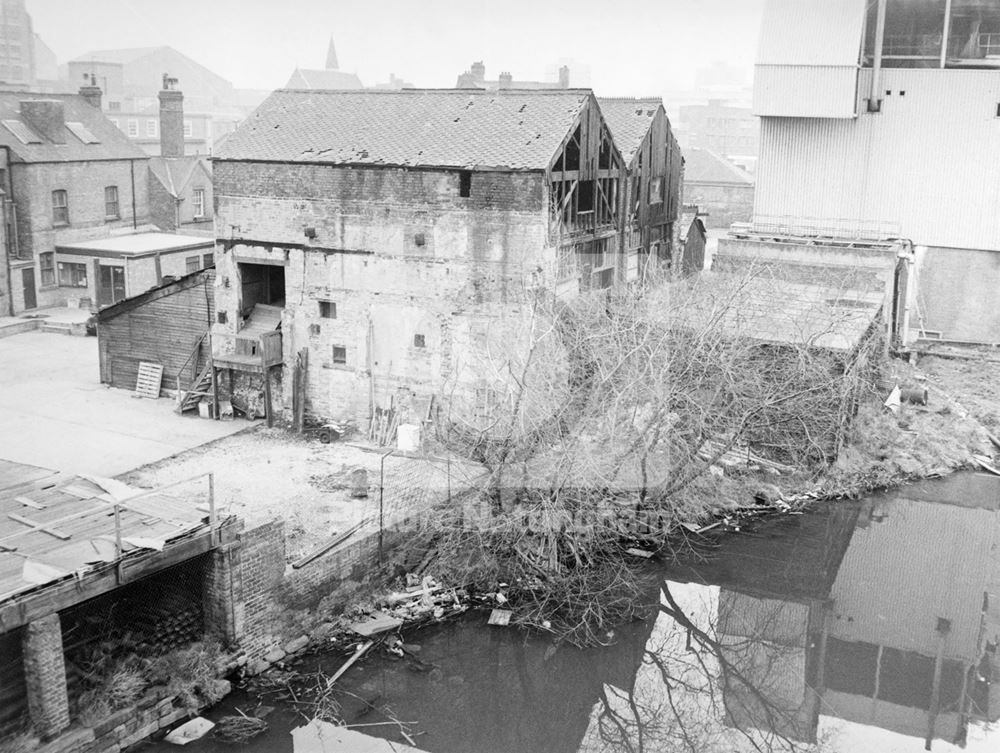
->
[726, 0, 1000, 345]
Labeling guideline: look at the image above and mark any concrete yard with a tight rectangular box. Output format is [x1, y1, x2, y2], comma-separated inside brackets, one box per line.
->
[0, 331, 250, 476]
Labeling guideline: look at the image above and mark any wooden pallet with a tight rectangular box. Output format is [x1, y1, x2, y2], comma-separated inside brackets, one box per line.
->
[134, 362, 164, 399]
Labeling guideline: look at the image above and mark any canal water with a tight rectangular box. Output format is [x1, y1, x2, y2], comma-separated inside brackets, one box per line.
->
[151, 472, 1000, 752]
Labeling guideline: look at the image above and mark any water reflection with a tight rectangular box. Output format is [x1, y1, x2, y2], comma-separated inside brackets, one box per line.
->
[143, 474, 1000, 753]
[582, 472, 1000, 752]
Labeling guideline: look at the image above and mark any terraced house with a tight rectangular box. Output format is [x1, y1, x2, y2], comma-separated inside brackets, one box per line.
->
[210, 88, 681, 429]
[0, 86, 150, 315]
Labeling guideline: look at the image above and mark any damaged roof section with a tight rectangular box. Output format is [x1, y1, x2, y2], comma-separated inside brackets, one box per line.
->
[0, 461, 218, 611]
[597, 97, 665, 165]
[214, 88, 594, 171]
[654, 272, 885, 352]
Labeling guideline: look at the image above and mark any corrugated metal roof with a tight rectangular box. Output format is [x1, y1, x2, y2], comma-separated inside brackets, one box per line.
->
[757, 0, 868, 66]
[214, 88, 593, 170]
[0, 467, 213, 605]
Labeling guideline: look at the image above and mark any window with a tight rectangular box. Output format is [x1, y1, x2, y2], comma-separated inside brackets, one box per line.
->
[650, 177, 663, 204]
[57, 262, 87, 288]
[192, 188, 205, 218]
[109, 117, 119, 129]
[459, 170, 472, 198]
[332, 345, 347, 364]
[185, 256, 200, 273]
[39, 252, 54, 286]
[183, 120, 193, 138]
[51, 190, 68, 225]
[104, 185, 119, 219]
[146, 119, 157, 137]
[108, 101, 121, 112]
[202, 253, 213, 268]
[413, 334, 426, 348]
[127, 119, 138, 137]
[319, 300, 336, 319]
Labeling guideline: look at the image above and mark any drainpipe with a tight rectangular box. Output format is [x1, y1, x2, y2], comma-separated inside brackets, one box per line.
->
[1, 145, 16, 315]
[129, 159, 137, 229]
[896, 240, 916, 348]
[940, 0, 954, 69]
[869, 0, 888, 110]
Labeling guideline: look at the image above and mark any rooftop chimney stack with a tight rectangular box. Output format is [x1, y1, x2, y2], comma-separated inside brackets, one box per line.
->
[158, 73, 184, 158]
[558, 65, 570, 89]
[79, 73, 103, 109]
[20, 100, 66, 143]
[498, 71, 512, 90]
[471, 61, 485, 83]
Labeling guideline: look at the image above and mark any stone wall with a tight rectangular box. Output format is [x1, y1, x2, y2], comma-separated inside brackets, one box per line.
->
[213, 162, 560, 429]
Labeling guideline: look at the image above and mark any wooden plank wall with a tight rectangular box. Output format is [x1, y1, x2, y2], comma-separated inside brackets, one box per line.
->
[99, 273, 215, 396]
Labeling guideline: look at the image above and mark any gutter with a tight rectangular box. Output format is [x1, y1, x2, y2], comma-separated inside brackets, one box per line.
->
[130, 159, 138, 230]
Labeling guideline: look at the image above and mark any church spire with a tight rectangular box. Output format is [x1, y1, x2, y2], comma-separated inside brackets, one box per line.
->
[325, 37, 339, 70]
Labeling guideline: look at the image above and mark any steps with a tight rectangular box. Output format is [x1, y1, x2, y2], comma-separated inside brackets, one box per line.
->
[176, 363, 213, 414]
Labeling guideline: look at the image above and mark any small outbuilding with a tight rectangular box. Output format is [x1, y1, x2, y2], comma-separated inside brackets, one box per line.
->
[55, 232, 214, 308]
[96, 268, 214, 396]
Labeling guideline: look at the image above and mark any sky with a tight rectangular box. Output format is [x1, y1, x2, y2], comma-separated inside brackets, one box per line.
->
[28, 0, 765, 96]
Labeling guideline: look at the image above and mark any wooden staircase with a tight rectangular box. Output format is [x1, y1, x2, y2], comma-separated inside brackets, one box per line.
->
[176, 362, 213, 414]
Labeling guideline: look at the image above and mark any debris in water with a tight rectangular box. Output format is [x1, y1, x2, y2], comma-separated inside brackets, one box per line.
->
[214, 712, 268, 744]
[165, 717, 214, 745]
[292, 718, 428, 752]
[487, 608, 512, 626]
[347, 612, 404, 637]
[625, 547, 654, 558]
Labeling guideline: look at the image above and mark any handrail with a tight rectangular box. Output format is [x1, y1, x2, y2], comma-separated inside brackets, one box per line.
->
[175, 331, 208, 393]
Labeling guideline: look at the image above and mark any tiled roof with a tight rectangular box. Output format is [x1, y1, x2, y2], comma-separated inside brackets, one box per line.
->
[285, 68, 364, 90]
[149, 155, 210, 198]
[683, 147, 754, 186]
[598, 98, 663, 164]
[0, 93, 147, 163]
[214, 88, 594, 170]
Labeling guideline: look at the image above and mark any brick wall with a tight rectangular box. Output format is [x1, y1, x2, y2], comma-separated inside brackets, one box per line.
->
[236, 519, 287, 660]
[213, 162, 562, 428]
[22, 613, 70, 739]
[10, 158, 151, 312]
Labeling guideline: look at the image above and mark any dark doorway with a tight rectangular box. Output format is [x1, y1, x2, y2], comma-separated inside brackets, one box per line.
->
[238, 262, 285, 316]
[21, 267, 36, 309]
[97, 264, 126, 308]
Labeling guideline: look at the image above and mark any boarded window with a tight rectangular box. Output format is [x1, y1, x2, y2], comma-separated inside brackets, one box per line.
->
[202, 253, 213, 268]
[332, 345, 347, 364]
[319, 301, 336, 319]
[459, 171, 471, 197]
[185, 256, 200, 273]
[413, 333, 426, 348]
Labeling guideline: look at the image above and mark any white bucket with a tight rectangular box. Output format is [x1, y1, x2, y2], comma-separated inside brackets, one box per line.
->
[396, 423, 421, 453]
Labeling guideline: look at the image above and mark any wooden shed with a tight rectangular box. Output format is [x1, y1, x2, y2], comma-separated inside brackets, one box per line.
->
[96, 268, 215, 396]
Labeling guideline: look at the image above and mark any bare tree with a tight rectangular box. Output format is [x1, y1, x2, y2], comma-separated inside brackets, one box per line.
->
[423, 265, 883, 645]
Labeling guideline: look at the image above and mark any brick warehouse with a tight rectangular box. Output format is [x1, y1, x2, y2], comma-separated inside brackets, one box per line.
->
[0, 85, 152, 315]
[211, 88, 682, 430]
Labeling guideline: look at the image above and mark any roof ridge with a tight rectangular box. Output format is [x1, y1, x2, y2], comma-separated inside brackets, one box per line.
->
[276, 87, 594, 96]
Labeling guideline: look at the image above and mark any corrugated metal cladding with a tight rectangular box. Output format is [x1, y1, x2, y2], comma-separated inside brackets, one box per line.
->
[753, 65, 859, 118]
[753, 0, 867, 117]
[829, 498, 996, 661]
[756, 0, 867, 66]
[755, 69, 1000, 252]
